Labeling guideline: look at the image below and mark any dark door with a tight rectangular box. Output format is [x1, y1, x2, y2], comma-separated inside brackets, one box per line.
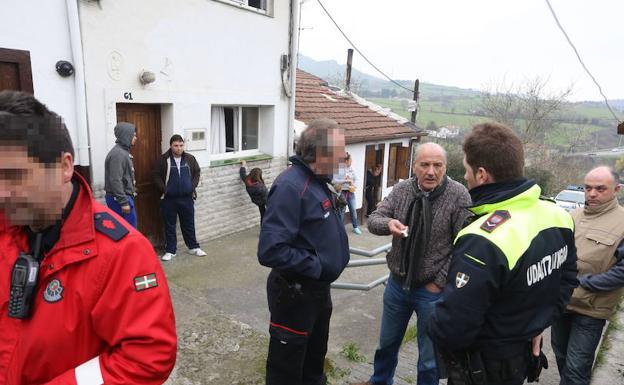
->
[0, 48, 33, 93]
[364, 144, 385, 215]
[116, 103, 163, 247]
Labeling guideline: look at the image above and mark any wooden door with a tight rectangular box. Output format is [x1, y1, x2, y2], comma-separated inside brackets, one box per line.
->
[396, 146, 410, 180]
[116, 103, 163, 246]
[0, 48, 33, 93]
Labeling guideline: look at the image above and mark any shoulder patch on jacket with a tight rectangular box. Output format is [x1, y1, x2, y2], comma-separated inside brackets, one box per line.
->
[480, 210, 511, 233]
[94, 212, 129, 241]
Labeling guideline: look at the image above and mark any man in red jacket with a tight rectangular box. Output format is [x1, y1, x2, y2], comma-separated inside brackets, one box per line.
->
[0, 90, 177, 385]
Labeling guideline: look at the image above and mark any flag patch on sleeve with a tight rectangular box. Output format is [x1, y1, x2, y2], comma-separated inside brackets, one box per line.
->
[134, 273, 158, 292]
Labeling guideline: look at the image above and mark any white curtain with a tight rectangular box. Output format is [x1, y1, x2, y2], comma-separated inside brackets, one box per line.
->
[232, 107, 239, 152]
[210, 106, 226, 154]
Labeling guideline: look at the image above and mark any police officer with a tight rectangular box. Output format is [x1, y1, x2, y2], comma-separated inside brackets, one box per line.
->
[429, 122, 578, 385]
[0, 90, 177, 384]
[258, 118, 350, 385]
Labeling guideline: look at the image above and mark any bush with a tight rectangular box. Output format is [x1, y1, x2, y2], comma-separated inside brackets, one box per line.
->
[525, 166, 555, 195]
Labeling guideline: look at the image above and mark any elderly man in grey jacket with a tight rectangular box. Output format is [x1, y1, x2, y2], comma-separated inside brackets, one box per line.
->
[352, 142, 471, 385]
[105, 122, 138, 227]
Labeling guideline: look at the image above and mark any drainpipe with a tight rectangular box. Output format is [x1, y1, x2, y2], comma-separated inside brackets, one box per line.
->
[286, 0, 300, 157]
[65, 0, 91, 167]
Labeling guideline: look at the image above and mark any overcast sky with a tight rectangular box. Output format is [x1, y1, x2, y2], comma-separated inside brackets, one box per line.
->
[298, 0, 623, 103]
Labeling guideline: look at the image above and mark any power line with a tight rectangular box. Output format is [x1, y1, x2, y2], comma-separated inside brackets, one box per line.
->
[316, 0, 415, 93]
[544, 0, 622, 123]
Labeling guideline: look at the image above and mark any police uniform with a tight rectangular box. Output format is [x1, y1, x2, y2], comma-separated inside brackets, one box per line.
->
[0, 173, 177, 384]
[429, 180, 577, 385]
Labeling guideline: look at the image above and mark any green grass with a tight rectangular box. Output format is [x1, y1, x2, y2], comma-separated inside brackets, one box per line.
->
[340, 342, 366, 363]
[595, 310, 620, 367]
[402, 324, 418, 346]
[324, 357, 351, 383]
[366, 95, 620, 152]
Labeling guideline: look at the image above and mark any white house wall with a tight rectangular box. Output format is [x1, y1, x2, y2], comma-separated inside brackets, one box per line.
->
[78, 0, 293, 188]
[78, 0, 294, 242]
[1, 1, 80, 161]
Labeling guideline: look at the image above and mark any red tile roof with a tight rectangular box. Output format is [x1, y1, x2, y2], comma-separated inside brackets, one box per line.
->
[295, 69, 425, 144]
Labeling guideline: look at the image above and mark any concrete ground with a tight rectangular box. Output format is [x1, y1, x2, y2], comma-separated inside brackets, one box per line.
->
[162, 224, 571, 385]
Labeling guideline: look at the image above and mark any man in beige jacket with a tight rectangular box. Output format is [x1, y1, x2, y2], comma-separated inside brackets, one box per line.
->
[551, 166, 624, 385]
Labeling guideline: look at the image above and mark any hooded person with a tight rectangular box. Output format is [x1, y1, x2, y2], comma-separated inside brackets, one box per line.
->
[105, 122, 138, 227]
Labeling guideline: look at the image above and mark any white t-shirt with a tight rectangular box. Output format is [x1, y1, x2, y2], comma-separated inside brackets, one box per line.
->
[173, 156, 182, 173]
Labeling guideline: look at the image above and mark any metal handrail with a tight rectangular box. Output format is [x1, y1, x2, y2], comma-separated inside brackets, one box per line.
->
[331, 242, 392, 291]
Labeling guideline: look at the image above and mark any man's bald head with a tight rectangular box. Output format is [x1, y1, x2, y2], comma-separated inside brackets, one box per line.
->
[413, 142, 447, 192]
[414, 142, 447, 163]
[584, 166, 621, 207]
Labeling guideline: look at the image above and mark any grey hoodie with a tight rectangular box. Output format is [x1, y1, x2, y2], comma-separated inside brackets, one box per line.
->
[105, 122, 136, 206]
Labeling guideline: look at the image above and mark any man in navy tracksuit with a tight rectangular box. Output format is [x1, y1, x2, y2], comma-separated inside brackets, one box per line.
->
[258, 119, 350, 385]
[153, 135, 206, 261]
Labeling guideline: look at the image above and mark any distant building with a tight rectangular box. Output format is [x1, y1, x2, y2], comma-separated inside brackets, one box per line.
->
[426, 125, 460, 139]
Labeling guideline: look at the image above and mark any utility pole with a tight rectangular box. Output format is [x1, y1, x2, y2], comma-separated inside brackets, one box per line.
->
[345, 48, 353, 92]
[411, 79, 419, 123]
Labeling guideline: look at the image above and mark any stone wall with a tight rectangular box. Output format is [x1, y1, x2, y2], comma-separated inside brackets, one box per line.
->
[193, 157, 287, 242]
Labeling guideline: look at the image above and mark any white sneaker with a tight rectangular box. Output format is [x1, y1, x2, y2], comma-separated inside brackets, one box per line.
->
[161, 252, 176, 261]
[188, 248, 207, 257]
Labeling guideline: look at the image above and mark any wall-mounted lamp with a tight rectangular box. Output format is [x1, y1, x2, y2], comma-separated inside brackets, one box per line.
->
[56, 60, 74, 77]
[139, 70, 156, 85]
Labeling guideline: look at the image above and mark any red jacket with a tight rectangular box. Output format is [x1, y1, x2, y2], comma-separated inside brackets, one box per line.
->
[0, 174, 177, 385]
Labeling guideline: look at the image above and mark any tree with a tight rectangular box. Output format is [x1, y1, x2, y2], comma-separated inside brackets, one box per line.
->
[426, 121, 438, 131]
[326, 71, 364, 94]
[615, 155, 624, 174]
[480, 77, 573, 144]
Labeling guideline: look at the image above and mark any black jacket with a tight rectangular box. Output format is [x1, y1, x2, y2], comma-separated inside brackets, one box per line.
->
[152, 150, 200, 199]
[257, 156, 350, 283]
[429, 180, 578, 359]
[240, 167, 268, 207]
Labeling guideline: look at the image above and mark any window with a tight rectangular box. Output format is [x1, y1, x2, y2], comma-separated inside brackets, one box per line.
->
[216, 0, 270, 14]
[387, 143, 410, 187]
[210, 106, 260, 154]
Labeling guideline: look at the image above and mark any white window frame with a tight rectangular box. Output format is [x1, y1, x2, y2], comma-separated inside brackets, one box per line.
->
[210, 105, 262, 161]
[212, 0, 273, 16]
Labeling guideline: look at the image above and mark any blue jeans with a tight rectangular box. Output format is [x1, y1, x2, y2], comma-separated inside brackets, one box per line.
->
[370, 276, 441, 385]
[338, 191, 358, 228]
[105, 194, 137, 228]
[551, 313, 606, 385]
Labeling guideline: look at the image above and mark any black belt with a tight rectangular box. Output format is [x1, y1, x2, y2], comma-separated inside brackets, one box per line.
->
[272, 270, 330, 291]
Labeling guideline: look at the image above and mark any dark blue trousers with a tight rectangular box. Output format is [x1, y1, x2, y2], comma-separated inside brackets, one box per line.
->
[105, 194, 137, 228]
[161, 196, 200, 254]
[551, 312, 606, 385]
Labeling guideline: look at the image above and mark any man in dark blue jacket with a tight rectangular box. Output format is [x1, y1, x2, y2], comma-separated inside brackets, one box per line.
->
[258, 118, 350, 385]
[152, 134, 205, 261]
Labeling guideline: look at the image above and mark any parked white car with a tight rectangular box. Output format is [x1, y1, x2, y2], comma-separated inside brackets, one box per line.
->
[554, 186, 585, 212]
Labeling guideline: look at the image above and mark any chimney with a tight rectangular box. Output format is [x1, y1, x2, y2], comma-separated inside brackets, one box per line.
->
[345, 48, 353, 92]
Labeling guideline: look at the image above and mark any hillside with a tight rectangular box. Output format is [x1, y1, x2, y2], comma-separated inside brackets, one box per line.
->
[298, 55, 623, 151]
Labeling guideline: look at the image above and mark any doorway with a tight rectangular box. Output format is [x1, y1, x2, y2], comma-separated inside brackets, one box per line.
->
[116, 103, 163, 247]
[364, 144, 385, 217]
[0, 48, 33, 93]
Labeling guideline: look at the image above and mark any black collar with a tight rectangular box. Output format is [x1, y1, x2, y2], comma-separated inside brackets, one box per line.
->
[469, 178, 533, 207]
[26, 178, 80, 259]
